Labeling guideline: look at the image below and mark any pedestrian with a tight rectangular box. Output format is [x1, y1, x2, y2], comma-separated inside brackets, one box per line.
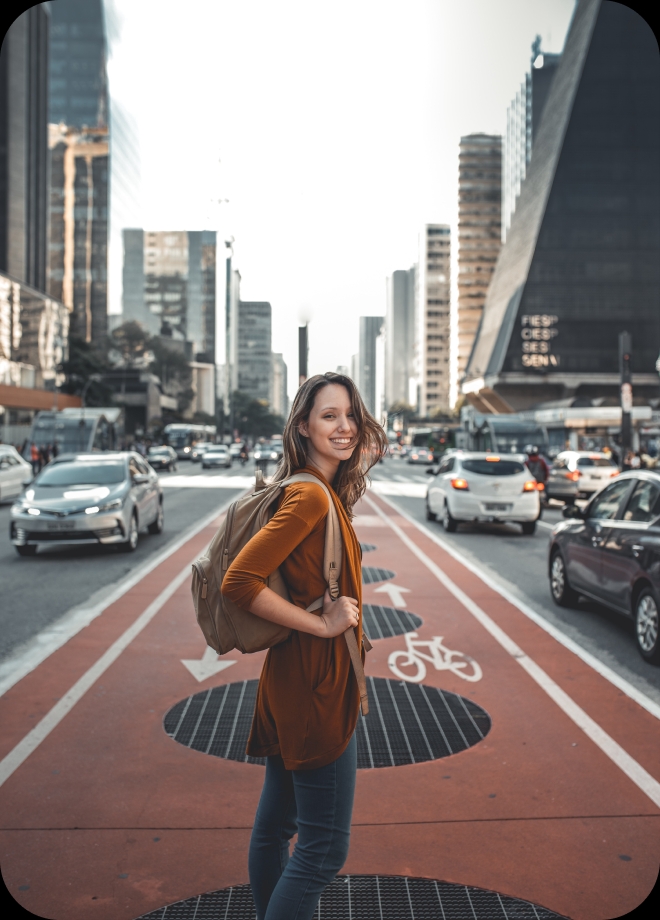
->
[30, 443, 40, 475]
[524, 444, 549, 505]
[222, 372, 387, 920]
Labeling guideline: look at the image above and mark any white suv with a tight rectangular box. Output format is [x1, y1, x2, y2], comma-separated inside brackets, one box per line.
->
[426, 451, 541, 535]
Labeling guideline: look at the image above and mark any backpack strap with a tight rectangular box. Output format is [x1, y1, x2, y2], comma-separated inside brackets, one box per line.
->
[282, 472, 370, 716]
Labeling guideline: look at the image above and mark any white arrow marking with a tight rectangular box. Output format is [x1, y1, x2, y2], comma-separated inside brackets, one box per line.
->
[181, 646, 237, 682]
[374, 583, 411, 608]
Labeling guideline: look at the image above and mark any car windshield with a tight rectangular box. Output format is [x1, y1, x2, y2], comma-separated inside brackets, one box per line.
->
[36, 461, 126, 486]
[149, 448, 169, 454]
[577, 457, 615, 467]
[461, 459, 525, 476]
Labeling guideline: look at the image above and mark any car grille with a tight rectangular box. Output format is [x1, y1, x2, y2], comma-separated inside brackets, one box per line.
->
[15, 526, 121, 542]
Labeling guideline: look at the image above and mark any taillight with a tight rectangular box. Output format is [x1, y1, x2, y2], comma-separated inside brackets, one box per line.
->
[565, 470, 580, 482]
[523, 480, 538, 492]
[610, 469, 619, 477]
[451, 478, 469, 490]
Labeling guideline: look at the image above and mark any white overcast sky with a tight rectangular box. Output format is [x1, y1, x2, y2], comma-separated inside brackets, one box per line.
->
[105, 0, 575, 397]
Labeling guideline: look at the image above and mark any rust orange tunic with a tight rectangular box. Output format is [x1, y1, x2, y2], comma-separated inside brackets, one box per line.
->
[221, 467, 363, 770]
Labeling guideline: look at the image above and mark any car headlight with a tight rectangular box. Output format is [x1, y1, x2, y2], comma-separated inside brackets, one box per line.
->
[88, 497, 124, 514]
[27, 507, 41, 516]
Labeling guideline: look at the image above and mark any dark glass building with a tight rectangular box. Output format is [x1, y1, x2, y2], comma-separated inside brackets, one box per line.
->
[48, 0, 107, 128]
[464, 0, 660, 413]
[0, 4, 50, 292]
[237, 302, 272, 402]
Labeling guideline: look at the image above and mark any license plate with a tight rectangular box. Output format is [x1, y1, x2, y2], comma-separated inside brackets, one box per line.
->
[46, 521, 76, 531]
[484, 503, 511, 512]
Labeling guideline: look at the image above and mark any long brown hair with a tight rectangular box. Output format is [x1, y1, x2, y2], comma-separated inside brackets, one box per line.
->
[272, 372, 388, 515]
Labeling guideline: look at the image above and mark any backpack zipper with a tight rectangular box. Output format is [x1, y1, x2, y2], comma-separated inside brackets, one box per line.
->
[192, 560, 208, 598]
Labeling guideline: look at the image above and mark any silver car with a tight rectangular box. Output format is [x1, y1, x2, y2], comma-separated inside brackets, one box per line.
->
[10, 452, 163, 557]
[546, 451, 619, 504]
[202, 446, 232, 469]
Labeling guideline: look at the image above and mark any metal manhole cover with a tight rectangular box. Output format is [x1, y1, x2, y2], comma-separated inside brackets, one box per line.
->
[362, 565, 396, 584]
[360, 542, 377, 553]
[164, 677, 490, 768]
[363, 604, 422, 639]
[135, 875, 566, 919]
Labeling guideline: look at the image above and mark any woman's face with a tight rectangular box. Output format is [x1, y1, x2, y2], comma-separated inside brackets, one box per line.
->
[299, 384, 358, 470]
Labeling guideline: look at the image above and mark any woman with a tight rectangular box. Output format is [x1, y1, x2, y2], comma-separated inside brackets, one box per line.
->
[222, 372, 387, 920]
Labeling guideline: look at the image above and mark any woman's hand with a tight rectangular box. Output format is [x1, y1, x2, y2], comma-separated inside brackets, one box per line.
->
[318, 588, 359, 637]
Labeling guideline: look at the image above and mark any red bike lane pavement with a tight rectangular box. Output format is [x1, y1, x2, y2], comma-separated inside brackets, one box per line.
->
[0, 490, 658, 919]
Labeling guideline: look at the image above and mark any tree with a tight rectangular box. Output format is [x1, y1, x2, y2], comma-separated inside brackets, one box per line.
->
[231, 391, 284, 439]
[387, 402, 417, 426]
[60, 337, 114, 406]
[108, 321, 151, 366]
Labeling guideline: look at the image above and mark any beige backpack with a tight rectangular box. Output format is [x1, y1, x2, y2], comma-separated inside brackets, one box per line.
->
[191, 471, 370, 714]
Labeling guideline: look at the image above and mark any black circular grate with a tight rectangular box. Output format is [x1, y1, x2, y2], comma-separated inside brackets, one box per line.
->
[164, 678, 490, 769]
[360, 542, 377, 553]
[135, 875, 566, 919]
[362, 565, 396, 584]
[362, 604, 422, 640]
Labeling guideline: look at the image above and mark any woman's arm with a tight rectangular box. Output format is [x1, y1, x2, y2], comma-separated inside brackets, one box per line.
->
[250, 587, 358, 638]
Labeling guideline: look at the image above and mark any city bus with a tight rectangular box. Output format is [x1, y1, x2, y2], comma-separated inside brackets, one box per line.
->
[25, 408, 123, 457]
[163, 423, 217, 459]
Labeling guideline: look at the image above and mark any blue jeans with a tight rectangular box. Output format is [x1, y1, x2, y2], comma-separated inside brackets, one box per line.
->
[248, 734, 357, 920]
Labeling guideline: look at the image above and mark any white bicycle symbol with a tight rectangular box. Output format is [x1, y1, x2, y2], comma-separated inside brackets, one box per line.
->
[388, 633, 483, 683]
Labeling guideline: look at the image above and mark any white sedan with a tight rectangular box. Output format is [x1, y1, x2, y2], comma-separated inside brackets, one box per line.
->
[0, 446, 33, 503]
[426, 451, 541, 535]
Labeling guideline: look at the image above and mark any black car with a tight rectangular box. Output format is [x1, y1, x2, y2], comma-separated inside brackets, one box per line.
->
[548, 470, 660, 663]
[147, 446, 178, 472]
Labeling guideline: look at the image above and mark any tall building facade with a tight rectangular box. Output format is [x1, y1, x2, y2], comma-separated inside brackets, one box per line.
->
[237, 301, 272, 402]
[503, 41, 561, 241]
[270, 353, 288, 417]
[358, 316, 384, 417]
[464, 0, 660, 412]
[0, 5, 50, 292]
[48, 0, 107, 129]
[385, 268, 416, 409]
[48, 124, 108, 342]
[121, 229, 216, 358]
[107, 101, 142, 320]
[457, 135, 502, 386]
[417, 225, 450, 417]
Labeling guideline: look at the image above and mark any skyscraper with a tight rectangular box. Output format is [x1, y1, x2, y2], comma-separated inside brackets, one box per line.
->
[417, 225, 450, 417]
[48, 123, 109, 342]
[457, 135, 502, 386]
[385, 268, 416, 410]
[48, 0, 107, 129]
[358, 316, 384, 417]
[503, 40, 561, 241]
[270, 353, 288, 418]
[237, 301, 272, 402]
[463, 0, 660, 412]
[121, 230, 217, 358]
[0, 5, 50, 292]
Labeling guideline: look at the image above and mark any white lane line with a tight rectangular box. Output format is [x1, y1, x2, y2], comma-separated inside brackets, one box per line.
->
[364, 494, 660, 809]
[537, 519, 554, 530]
[0, 563, 191, 787]
[0, 491, 247, 699]
[373, 492, 660, 722]
[159, 474, 255, 489]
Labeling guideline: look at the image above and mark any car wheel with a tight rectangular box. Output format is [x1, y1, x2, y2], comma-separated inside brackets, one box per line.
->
[442, 502, 458, 533]
[521, 521, 536, 535]
[635, 587, 660, 663]
[121, 513, 139, 552]
[550, 550, 579, 607]
[15, 544, 37, 557]
[426, 500, 436, 521]
[148, 500, 164, 535]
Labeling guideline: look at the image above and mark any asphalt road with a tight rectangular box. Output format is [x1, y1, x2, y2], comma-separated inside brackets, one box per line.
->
[2, 454, 659, 709]
[372, 456, 660, 706]
[0, 461, 246, 663]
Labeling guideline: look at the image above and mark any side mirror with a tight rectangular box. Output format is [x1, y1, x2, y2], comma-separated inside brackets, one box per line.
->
[562, 504, 584, 519]
[132, 473, 149, 484]
[426, 467, 437, 475]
